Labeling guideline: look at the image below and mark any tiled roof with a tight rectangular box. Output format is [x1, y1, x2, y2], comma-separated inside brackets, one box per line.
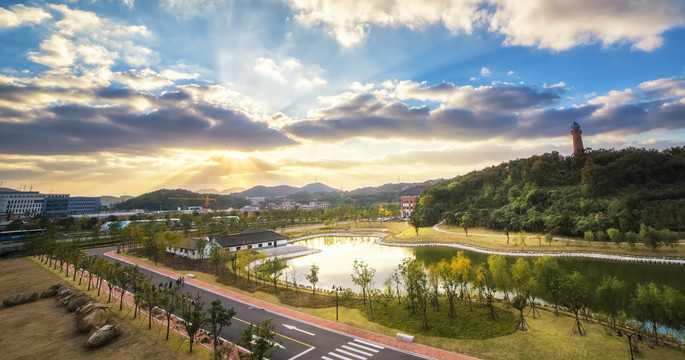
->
[215, 230, 288, 248]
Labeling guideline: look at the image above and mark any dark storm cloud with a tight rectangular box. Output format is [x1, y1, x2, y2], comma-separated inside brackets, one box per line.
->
[284, 81, 685, 142]
[0, 85, 297, 155]
[94, 87, 137, 99]
[466, 85, 560, 110]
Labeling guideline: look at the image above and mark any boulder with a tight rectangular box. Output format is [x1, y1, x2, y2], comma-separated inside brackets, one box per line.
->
[58, 293, 77, 307]
[49, 284, 63, 291]
[75, 303, 110, 333]
[57, 287, 72, 299]
[86, 324, 121, 347]
[3, 293, 26, 307]
[67, 295, 90, 312]
[25, 292, 38, 303]
[40, 289, 58, 298]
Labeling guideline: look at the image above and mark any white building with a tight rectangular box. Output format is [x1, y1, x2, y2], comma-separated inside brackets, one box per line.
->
[0, 189, 45, 217]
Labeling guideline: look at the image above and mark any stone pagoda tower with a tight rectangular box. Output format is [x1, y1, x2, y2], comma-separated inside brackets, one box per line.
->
[571, 121, 584, 154]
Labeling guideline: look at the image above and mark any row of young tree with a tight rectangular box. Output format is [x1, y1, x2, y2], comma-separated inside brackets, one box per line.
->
[29, 242, 280, 360]
[410, 147, 685, 239]
[338, 252, 685, 343]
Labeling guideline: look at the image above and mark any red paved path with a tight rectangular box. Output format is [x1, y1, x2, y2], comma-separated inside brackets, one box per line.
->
[106, 251, 477, 360]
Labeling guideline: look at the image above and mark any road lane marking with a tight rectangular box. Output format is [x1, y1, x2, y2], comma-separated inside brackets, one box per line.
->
[233, 316, 314, 348]
[336, 349, 366, 359]
[346, 342, 379, 353]
[328, 352, 354, 360]
[342, 345, 373, 356]
[283, 324, 315, 336]
[322, 357, 335, 360]
[289, 346, 316, 360]
[353, 339, 384, 349]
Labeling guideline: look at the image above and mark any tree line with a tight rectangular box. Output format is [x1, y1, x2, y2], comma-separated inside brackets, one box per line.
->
[410, 147, 685, 242]
[27, 236, 280, 360]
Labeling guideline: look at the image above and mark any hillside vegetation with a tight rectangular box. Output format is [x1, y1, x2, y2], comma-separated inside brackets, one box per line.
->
[410, 147, 685, 238]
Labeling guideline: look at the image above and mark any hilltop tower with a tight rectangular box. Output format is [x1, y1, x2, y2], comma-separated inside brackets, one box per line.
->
[571, 121, 584, 155]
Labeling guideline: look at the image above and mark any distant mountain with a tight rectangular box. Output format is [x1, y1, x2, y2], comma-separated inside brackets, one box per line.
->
[111, 189, 249, 211]
[235, 182, 342, 198]
[100, 195, 133, 206]
[220, 187, 246, 194]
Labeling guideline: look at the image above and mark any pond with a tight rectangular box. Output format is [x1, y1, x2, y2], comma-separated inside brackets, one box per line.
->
[285, 236, 685, 298]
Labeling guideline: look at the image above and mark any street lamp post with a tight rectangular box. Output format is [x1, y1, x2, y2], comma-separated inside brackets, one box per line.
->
[332, 285, 343, 321]
[617, 329, 643, 360]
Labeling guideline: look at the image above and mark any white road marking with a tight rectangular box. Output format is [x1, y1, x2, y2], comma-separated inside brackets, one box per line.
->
[342, 344, 373, 356]
[336, 349, 367, 359]
[346, 342, 379, 353]
[352, 339, 384, 349]
[328, 352, 354, 360]
[322, 356, 335, 360]
[283, 324, 315, 336]
[289, 346, 316, 359]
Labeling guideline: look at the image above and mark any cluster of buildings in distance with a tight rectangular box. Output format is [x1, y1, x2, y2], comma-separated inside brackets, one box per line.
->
[0, 187, 100, 223]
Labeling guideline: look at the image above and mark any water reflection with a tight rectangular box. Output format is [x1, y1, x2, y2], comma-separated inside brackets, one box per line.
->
[287, 236, 685, 297]
[286, 236, 413, 290]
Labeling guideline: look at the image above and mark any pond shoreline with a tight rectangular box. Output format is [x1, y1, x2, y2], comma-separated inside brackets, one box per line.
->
[290, 230, 685, 265]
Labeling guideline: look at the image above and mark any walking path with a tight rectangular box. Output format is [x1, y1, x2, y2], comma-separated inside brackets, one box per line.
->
[105, 251, 475, 360]
[376, 224, 685, 265]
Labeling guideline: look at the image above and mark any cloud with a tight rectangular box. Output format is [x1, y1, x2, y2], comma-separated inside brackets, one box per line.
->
[28, 35, 76, 68]
[481, 67, 492, 77]
[253, 56, 327, 89]
[488, 0, 685, 51]
[288, 0, 480, 47]
[288, 0, 685, 51]
[0, 4, 52, 28]
[285, 76, 685, 143]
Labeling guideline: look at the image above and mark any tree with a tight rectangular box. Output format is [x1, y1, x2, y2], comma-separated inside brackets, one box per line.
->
[426, 264, 441, 310]
[475, 263, 497, 321]
[512, 293, 529, 331]
[510, 257, 531, 297]
[103, 261, 122, 303]
[631, 282, 685, 344]
[595, 276, 626, 329]
[138, 277, 165, 330]
[239, 319, 279, 360]
[461, 213, 472, 237]
[196, 238, 208, 260]
[208, 244, 226, 275]
[206, 299, 236, 351]
[305, 264, 319, 295]
[438, 258, 459, 318]
[262, 258, 287, 294]
[584, 230, 594, 246]
[351, 260, 376, 305]
[533, 255, 564, 316]
[160, 285, 181, 340]
[92, 257, 109, 296]
[607, 228, 624, 248]
[560, 271, 589, 335]
[453, 251, 472, 310]
[545, 232, 553, 246]
[180, 292, 206, 353]
[115, 265, 136, 311]
[488, 255, 511, 304]
[640, 224, 662, 251]
[624, 231, 638, 249]
[402, 258, 430, 329]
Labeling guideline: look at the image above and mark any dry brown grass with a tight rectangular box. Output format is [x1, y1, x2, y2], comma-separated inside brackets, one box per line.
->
[0, 257, 207, 360]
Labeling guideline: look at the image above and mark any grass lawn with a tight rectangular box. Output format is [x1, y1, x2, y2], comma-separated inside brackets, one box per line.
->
[379, 222, 685, 258]
[0, 256, 211, 360]
[116, 251, 685, 360]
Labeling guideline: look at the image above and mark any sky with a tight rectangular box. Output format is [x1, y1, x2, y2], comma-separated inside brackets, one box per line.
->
[1, 0, 685, 197]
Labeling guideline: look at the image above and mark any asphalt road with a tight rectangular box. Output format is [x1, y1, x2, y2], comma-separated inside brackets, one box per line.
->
[85, 247, 432, 360]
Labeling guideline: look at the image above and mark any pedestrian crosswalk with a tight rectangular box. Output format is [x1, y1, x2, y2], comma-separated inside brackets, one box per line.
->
[322, 338, 384, 360]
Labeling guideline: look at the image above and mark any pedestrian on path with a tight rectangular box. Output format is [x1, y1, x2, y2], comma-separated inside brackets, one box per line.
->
[176, 277, 181, 286]
[169, 280, 173, 288]
[181, 277, 185, 287]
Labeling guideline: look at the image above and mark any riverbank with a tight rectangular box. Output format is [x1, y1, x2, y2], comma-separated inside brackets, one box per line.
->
[375, 222, 685, 264]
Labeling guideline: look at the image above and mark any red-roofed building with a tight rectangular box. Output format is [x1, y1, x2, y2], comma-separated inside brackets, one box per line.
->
[400, 186, 426, 219]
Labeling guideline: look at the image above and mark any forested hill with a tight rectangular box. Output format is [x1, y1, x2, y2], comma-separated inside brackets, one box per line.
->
[410, 147, 685, 237]
[112, 189, 249, 211]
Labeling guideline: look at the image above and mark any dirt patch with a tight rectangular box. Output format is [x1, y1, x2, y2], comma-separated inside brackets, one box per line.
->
[0, 257, 194, 360]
